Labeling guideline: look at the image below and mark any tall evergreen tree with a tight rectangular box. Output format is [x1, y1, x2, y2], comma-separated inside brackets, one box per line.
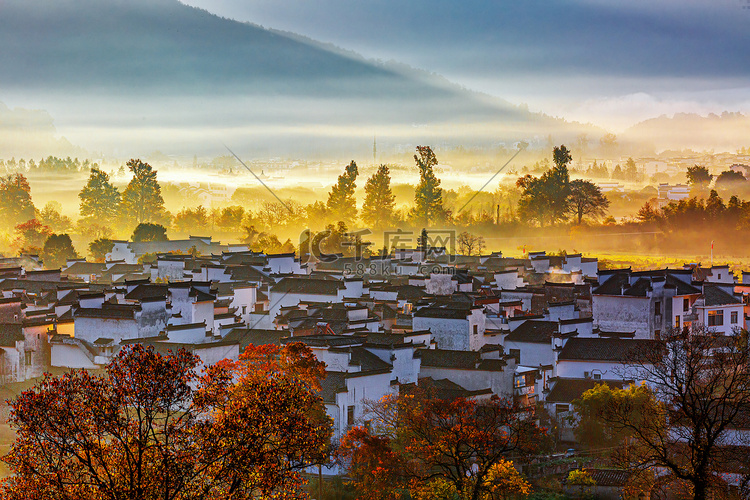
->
[0, 173, 36, 227]
[361, 165, 395, 229]
[549, 145, 573, 222]
[327, 161, 358, 223]
[517, 145, 572, 227]
[121, 159, 166, 225]
[79, 166, 120, 223]
[413, 146, 445, 225]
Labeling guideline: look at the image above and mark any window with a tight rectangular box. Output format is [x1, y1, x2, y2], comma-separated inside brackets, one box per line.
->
[675, 315, 680, 328]
[708, 310, 724, 327]
[473, 324, 479, 335]
[555, 404, 569, 415]
[593, 373, 601, 380]
[654, 330, 661, 340]
[731, 311, 739, 324]
[509, 349, 520, 362]
[346, 406, 355, 428]
[24, 351, 31, 366]
[683, 298, 690, 312]
[654, 301, 661, 316]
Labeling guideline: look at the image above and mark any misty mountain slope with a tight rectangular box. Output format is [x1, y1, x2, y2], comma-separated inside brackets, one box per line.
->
[622, 113, 750, 153]
[0, 0, 597, 155]
[0, 103, 80, 158]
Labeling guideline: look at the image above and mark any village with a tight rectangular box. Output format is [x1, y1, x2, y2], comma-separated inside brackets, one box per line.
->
[0, 234, 747, 494]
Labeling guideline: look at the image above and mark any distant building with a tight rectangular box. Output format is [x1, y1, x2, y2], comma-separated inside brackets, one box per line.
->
[656, 183, 690, 208]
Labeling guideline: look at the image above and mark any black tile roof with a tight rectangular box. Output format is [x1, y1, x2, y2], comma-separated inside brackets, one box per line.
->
[270, 277, 343, 296]
[504, 320, 557, 344]
[413, 306, 472, 319]
[0, 324, 23, 347]
[545, 378, 629, 403]
[557, 338, 658, 362]
[223, 328, 285, 350]
[350, 347, 392, 372]
[319, 371, 347, 404]
[702, 285, 742, 306]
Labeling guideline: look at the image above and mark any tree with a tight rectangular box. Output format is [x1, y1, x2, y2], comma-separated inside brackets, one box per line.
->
[686, 165, 712, 187]
[121, 159, 166, 225]
[361, 165, 395, 229]
[327, 160, 359, 223]
[599, 133, 618, 157]
[0, 173, 36, 227]
[78, 166, 120, 223]
[715, 169, 746, 189]
[568, 179, 610, 224]
[516, 146, 572, 227]
[215, 206, 245, 233]
[0, 342, 332, 499]
[173, 206, 209, 233]
[573, 382, 659, 454]
[38, 202, 73, 233]
[88, 238, 114, 262]
[132, 222, 168, 242]
[13, 219, 51, 254]
[705, 189, 726, 220]
[595, 328, 750, 500]
[41, 234, 78, 269]
[337, 384, 541, 500]
[413, 146, 446, 225]
[457, 231, 486, 256]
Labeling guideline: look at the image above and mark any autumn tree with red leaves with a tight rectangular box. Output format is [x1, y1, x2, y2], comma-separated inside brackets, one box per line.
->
[336, 386, 541, 500]
[0, 342, 332, 500]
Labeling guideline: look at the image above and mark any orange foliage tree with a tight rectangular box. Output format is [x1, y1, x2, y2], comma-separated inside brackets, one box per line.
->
[0, 342, 332, 500]
[336, 386, 542, 500]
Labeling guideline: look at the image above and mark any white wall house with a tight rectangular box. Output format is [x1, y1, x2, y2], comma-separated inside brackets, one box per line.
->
[413, 306, 486, 351]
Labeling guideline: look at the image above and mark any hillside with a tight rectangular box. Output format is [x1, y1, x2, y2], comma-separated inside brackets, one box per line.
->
[0, 0, 598, 156]
[622, 112, 750, 154]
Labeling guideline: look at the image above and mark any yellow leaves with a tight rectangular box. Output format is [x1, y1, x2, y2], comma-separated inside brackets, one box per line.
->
[567, 469, 596, 487]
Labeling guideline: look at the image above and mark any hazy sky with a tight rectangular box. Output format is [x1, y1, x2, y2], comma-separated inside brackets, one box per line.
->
[180, 0, 750, 130]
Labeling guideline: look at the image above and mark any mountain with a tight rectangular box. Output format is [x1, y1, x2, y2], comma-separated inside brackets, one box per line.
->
[0, 103, 82, 158]
[622, 112, 750, 154]
[0, 0, 598, 156]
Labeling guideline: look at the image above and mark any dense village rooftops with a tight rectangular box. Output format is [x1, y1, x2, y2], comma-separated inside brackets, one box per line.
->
[504, 320, 557, 344]
[270, 277, 344, 295]
[545, 378, 630, 403]
[557, 338, 658, 362]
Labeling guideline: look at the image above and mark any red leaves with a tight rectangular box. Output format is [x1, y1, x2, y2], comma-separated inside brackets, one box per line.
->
[1, 342, 333, 500]
[338, 388, 541, 500]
